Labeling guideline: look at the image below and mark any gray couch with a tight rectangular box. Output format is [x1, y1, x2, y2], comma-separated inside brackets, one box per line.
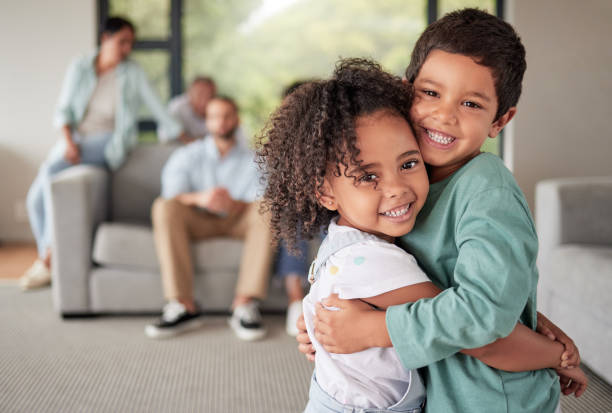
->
[49, 143, 291, 316]
[536, 176, 612, 384]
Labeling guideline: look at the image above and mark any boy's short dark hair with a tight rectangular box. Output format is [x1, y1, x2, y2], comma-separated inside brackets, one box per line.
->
[405, 8, 526, 120]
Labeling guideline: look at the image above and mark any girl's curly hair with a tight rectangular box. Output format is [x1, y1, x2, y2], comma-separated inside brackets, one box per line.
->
[256, 58, 414, 253]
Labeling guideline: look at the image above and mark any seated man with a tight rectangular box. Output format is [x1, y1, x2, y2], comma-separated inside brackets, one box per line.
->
[157, 76, 216, 144]
[145, 96, 274, 341]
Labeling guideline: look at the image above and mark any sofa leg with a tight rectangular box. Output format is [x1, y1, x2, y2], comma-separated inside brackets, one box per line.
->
[61, 313, 99, 319]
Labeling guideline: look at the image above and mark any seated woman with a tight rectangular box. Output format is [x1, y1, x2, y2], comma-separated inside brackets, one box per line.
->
[20, 16, 183, 290]
[275, 239, 309, 336]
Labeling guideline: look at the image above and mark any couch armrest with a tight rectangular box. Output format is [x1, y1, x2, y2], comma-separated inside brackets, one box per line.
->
[536, 176, 612, 260]
[49, 165, 109, 314]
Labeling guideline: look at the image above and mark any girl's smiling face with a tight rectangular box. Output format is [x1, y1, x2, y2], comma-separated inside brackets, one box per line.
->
[319, 110, 429, 242]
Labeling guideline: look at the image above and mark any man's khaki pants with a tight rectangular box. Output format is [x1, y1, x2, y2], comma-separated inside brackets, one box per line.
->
[151, 198, 274, 303]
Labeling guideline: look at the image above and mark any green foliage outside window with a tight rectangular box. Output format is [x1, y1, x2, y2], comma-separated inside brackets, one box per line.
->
[183, 0, 427, 140]
[439, 0, 495, 16]
[110, 0, 171, 39]
[108, 0, 500, 155]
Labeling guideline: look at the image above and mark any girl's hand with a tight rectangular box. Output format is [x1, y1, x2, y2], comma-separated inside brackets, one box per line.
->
[537, 312, 580, 368]
[556, 366, 588, 397]
[295, 313, 315, 362]
[64, 141, 80, 164]
[314, 294, 389, 354]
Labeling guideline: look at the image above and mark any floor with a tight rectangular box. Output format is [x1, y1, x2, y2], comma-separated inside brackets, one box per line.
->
[0, 286, 313, 413]
[0, 242, 36, 280]
[1, 242, 610, 411]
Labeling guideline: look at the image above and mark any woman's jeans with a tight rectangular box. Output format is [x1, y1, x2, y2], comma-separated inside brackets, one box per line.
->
[26, 132, 111, 257]
[275, 238, 310, 279]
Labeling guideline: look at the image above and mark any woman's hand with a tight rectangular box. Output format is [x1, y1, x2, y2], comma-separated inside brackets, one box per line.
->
[64, 141, 80, 164]
[314, 294, 390, 354]
[295, 313, 315, 362]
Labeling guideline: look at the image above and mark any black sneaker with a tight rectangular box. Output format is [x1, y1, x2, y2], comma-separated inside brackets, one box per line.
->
[228, 301, 266, 341]
[145, 300, 204, 339]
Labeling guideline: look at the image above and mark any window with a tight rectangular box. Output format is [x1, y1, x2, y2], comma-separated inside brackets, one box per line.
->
[99, 0, 504, 154]
[100, 0, 182, 141]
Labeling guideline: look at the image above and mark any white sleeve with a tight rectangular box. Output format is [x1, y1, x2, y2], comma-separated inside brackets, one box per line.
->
[160, 147, 194, 198]
[328, 241, 430, 300]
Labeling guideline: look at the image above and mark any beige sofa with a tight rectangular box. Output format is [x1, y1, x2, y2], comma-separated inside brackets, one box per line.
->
[536, 176, 612, 384]
[49, 143, 290, 316]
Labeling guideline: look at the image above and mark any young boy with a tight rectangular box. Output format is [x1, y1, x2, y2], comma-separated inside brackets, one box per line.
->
[306, 8, 586, 412]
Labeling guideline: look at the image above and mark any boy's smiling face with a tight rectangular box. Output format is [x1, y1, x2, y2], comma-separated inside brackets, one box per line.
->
[410, 49, 515, 182]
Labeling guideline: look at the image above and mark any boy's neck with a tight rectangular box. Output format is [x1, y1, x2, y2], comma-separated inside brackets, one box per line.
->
[428, 151, 483, 183]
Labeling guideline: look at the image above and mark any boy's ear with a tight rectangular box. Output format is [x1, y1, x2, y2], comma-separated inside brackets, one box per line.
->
[315, 178, 338, 211]
[489, 107, 517, 138]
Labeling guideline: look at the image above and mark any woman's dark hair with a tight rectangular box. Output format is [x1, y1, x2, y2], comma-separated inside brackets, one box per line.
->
[102, 16, 135, 35]
[405, 8, 526, 121]
[257, 58, 413, 253]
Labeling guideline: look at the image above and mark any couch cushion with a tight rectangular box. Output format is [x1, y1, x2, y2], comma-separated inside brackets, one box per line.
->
[93, 222, 244, 272]
[111, 143, 179, 223]
[539, 244, 612, 325]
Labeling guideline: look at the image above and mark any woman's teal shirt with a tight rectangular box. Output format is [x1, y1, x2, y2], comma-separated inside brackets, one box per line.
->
[53, 52, 182, 170]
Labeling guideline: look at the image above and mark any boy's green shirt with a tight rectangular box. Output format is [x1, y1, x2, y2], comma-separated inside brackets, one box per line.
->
[388, 153, 560, 412]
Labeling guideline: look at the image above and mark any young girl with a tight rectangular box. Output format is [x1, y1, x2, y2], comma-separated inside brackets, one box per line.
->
[258, 59, 586, 412]
[258, 58, 432, 412]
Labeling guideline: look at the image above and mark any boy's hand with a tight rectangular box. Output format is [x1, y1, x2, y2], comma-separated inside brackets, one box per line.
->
[296, 313, 315, 362]
[536, 311, 580, 368]
[314, 294, 389, 354]
[556, 366, 588, 397]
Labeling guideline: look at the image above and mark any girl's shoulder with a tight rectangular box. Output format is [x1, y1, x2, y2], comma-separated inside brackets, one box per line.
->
[320, 240, 429, 298]
[331, 239, 418, 270]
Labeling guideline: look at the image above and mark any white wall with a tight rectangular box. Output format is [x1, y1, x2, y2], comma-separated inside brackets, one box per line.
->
[0, 1, 96, 241]
[507, 0, 612, 211]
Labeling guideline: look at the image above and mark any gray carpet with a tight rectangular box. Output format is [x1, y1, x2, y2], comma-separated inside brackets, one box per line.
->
[0, 285, 313, 413]
[1, 285, 611, 413]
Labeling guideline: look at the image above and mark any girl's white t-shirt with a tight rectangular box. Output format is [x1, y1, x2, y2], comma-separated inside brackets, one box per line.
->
[303, 220, 430, 408]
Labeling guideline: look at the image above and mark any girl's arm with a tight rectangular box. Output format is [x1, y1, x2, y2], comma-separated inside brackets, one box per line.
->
[316, 283, 575, 372]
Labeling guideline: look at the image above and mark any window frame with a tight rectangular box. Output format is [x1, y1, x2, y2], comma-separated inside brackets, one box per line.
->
[98, 0, 504, 153]
[98, 0, 183, 132]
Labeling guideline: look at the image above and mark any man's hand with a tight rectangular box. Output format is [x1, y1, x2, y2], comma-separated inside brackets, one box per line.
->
[296, 313, 315, 362]
[556, 366, 588, 397]
[195, 187, 233, 215]
[178, 132, 196, 145]
[314, 294, 389, 354]
[64, 141, 80, 164]
[537, 312, 580, 368]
